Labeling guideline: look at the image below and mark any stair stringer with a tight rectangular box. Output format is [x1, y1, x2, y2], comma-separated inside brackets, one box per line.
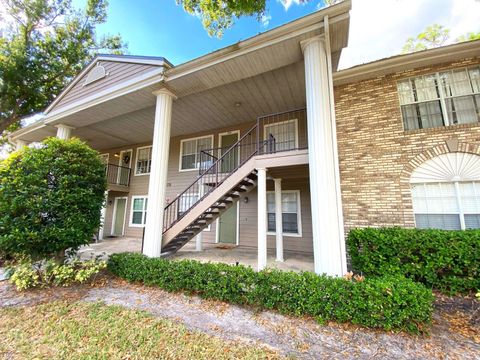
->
[162, 157, 258, 247]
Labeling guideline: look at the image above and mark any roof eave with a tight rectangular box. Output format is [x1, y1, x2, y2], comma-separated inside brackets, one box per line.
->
[333, 40, 480, 85]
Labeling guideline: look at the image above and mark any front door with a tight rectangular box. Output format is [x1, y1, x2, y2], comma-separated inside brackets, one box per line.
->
[112, 197, 127, 236]
[219, 131, 239, 173]
[218, 204, 238, 244]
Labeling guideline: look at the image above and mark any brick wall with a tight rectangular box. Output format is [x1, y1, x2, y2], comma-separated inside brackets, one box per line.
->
[334, 57, 480, 231]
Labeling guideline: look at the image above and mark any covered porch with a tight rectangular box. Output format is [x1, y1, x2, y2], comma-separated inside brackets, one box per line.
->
[79, 237, 314, 272]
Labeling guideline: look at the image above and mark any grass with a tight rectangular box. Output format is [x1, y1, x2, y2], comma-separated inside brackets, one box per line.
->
[0, 301, 280, 360]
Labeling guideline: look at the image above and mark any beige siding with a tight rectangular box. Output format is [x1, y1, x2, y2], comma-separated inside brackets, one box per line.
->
[52, 61, 160, 112]
[100, 119, 313, 254]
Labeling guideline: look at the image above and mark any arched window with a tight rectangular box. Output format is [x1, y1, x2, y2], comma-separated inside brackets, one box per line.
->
[410, 152, 480, 230]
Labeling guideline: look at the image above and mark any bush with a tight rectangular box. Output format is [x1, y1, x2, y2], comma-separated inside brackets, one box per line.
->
[8, 258, 107, 291]
[347, 227, 480, 295]
[0, 138, 106, 260]
[108, 253, 434, 334]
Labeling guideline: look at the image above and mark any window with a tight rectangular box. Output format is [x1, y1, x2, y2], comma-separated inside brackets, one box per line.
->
[130, 196, 148, 226]
[412, 182, 480, 230]
[135, 146, 152, 175]
[267, 190, 301, 236]
[264, 119, 298, 152]
[410, 152, 480, 230]
[178, 193, 199, 217]
[180, 135, 213, 171]
[177, 193, 210, 230]
[397, 66, 480, 130]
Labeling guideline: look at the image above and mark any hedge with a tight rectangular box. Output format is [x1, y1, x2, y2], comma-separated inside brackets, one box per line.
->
[347, 227, 480, 295]
[108, 252, 434, 334]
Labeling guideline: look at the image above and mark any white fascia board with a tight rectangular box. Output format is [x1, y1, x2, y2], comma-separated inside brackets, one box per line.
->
[333, 40, 480, 85]
[44, 69, 165, 125]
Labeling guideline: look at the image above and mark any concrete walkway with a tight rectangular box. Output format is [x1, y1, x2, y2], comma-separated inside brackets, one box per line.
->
[78, 237, 314, 272]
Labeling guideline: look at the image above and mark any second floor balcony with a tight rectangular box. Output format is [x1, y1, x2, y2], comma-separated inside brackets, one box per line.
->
[105, 163, 131, 191]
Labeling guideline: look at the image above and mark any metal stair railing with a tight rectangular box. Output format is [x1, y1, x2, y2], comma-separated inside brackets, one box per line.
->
[163, 122, 260, 233]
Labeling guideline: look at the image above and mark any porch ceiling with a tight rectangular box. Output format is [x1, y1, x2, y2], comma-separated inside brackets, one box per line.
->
[26, 61, 308, 150]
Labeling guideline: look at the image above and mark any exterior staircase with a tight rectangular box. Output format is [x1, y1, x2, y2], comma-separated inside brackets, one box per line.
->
[160, 122, 261, 255]
[158, 108, 307, 256]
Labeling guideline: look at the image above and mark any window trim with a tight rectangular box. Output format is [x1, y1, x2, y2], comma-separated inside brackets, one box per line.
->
[411, 181, 480, 230]
[179, 134, 214, 172]
[263, 118, 299, 150]
[129, 195, 148, 228]
[266, 189, 302, 237]
[398, 66, 480, 131]
[178, 193, 211, 231]
[134, 145, 153, 176]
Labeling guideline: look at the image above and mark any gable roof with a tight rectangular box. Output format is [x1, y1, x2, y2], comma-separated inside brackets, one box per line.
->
[44, 54, 173, 114]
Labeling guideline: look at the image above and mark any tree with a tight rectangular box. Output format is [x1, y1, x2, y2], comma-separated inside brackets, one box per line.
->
[0, 138, 106, 261]
[401, 24, 450, 53]
[402, 24, 480, 54]
[0, 0, 126, 142]
[177, 0, 341, 38]
[455, 32, 480, 42]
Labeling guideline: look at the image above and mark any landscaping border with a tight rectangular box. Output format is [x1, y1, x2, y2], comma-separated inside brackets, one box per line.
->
[108, 252, 434, 334]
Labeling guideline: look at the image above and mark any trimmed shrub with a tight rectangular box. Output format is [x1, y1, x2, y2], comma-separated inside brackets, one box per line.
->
[347, 227, 480, 295]
[0, 138, 106, 260]
[108, 252, 434, 334]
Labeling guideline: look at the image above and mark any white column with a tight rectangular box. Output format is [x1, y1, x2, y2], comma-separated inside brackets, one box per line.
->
[15, 140, 28, 151]
[98, 191, 109, 241]
[257, 168, 267, 271]
[143, 89, 176, 258]
[301, 36, 346, 276]
[274, 178, 284, 262]
[55, 124, 74, 140]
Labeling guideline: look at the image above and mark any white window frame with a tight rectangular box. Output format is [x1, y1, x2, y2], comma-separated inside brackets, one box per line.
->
[129, 195, 148, 227]
[266, 189, 302, 237]
[179, 134, 214, 172]
[263, 118, 299, 151]
[134, 145, 153, 176]
[411, 181, 480, 230]
[397, 66, 480, 131]
[178, 192, 211, 231]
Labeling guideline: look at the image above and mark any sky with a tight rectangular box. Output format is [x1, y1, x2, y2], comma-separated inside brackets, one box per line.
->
[70, 0, 480, 69]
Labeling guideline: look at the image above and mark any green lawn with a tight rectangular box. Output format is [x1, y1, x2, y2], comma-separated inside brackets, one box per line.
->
[0, 301, 279, 360]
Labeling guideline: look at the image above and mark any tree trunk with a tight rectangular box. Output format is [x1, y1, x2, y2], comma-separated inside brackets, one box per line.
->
[53, 249, 66, 264]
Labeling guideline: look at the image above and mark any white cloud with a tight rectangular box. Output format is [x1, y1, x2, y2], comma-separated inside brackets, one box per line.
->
[261, 14, 272, 27]
[278, 0, 304, 11]
[338, 0, 480, 69]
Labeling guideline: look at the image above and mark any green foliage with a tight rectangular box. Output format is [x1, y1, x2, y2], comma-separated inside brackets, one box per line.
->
[8, 258, 107, 290]
[0, 138, 106, 259]
[0, 0, 126, 141]
[177, 0, 341, 38]
[108, 253, 434, 334]
[402, 24, 480, 54]
[347, 227, 480, 295]
[456, 32, 480, 42]
[402, 24, 450, 53]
